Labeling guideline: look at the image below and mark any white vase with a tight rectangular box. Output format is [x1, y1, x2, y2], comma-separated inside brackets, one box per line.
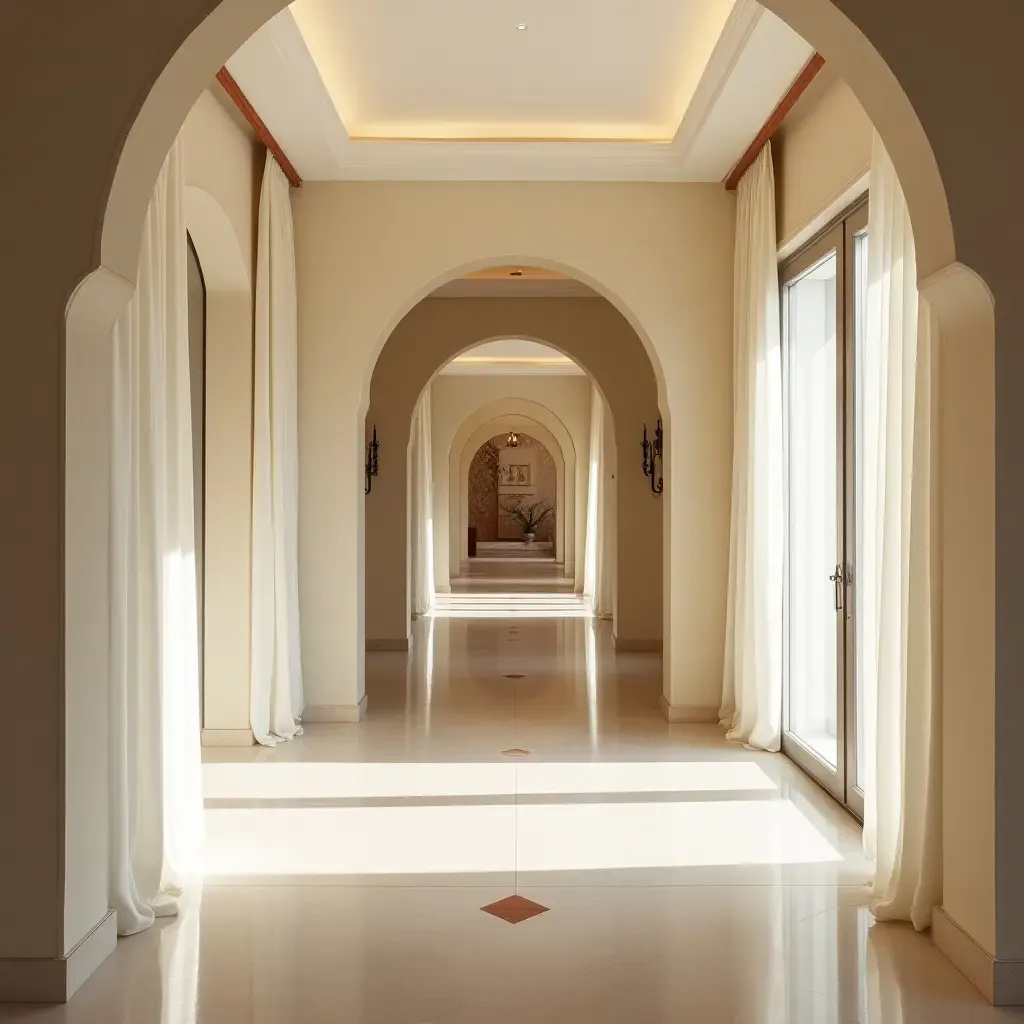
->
[524, 532, 535, 547]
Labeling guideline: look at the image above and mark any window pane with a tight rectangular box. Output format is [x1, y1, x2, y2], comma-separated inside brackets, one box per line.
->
[785, 252, 840, 769]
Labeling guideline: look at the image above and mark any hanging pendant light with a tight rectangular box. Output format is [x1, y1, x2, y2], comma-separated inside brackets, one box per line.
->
[506, 430, 519, 448]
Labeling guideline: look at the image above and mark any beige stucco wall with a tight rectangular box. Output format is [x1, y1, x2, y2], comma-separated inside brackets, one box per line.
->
[291, 183, 732, 713]
[772, 73, 872, 254]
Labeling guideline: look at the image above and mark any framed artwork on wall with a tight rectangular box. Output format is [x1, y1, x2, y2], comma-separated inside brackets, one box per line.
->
[500, 464, 531, 487]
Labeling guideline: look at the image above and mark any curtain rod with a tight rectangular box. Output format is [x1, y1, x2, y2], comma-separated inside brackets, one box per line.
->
[215, 67, 302, 188]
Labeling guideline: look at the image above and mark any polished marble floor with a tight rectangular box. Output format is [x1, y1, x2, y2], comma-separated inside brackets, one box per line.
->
[453, 551, 573, 590]
[4, 596, 1020, 1022]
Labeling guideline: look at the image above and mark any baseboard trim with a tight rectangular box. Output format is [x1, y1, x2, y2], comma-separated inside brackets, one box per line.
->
[201, 727, 255, 747]
[303, 697, 368, 723]
[659, 695, 720, 724]
[366, 637, 410, 652]
[0, 909, 116, 1003]
[612, 635, 663, 653]
[933, 906, 1024, 1005]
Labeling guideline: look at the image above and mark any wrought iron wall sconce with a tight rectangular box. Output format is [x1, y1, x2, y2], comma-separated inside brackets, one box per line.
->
[365, 425, 379, 495]
[642, 420, 664, 495]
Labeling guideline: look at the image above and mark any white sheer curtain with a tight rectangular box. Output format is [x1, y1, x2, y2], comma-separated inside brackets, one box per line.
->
[860, 133, 942, 929]
[410, 388, 435, 617]
[720, 143, 784, 752]
[583, 384, 614, 618]
[109, 138, 204, 936]
[250, 157, 305, 746]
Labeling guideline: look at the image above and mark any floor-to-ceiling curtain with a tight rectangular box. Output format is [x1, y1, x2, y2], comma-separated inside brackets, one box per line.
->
[598, 402, 616, 619]
[109, 138, 204, 936]
[410, 387, 435, 617]
[250, 156, 304, 746]
[719, 142, 784, 752]
[861, 133, 942, 929]
[583, 384, 614, 618]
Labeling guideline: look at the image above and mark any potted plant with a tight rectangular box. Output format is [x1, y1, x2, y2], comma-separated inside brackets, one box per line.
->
[501, 499, 554, 546]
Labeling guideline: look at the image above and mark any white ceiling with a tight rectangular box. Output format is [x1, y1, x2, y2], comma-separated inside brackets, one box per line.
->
[226, 0, 813, 181]
[440, 339, 584, 376]
[288, 0, 736, 142]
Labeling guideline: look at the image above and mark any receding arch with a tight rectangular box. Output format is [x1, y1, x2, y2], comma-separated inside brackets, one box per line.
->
[459, 420, 567, 567]
[358, 255, 668, 410]
[447, 406, 576, 591]
[184, 185, 249, 293]
[182, 184, 256, 744]
[364, 295, 661, 651]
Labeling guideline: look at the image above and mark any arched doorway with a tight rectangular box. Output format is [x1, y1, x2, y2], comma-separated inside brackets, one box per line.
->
[468, 433, 558, 551]
[462, 425, 564, 576]
[364, 290, 658, 656]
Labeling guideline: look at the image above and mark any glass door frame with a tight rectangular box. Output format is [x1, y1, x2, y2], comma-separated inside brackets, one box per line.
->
[843, 201, 869, 821]
[780, 196, 868, 820]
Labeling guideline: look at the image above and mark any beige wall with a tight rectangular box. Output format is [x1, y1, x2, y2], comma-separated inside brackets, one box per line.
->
[360, 294, 671, 654]
[289, 183, 733, 712]
[181, 87, 262, 745]
[772, 72, 872, 254]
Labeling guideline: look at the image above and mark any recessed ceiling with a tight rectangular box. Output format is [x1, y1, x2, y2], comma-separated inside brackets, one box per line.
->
[440, 339, 584, 376]
[289, 0, 736, 142]
[226, 0, 814, 181]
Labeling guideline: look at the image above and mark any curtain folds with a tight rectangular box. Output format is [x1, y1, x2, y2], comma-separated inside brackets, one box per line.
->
[861, 133, 942, 929]
[250, 157, 305, 746]
[720, 142, 785, 752]
[109, 138, 204, 936]
[410, 388, 436, 617]
[583, 384, 614, 618]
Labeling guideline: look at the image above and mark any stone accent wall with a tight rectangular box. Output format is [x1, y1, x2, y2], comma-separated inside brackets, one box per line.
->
[468, 441, 500, 541]
[469, 433, 556, 543]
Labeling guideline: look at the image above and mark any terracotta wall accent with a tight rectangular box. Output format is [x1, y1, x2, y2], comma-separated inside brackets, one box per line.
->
[468, 441, 499, 541]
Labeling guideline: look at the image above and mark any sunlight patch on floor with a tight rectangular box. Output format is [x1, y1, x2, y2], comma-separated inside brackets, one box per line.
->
[203, 760, 779, 802]
[202, 797, 841, 878]
[429, 592, 593, 618]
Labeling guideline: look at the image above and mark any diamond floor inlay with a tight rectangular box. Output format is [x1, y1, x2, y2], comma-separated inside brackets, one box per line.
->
[480, 895, 550, 924]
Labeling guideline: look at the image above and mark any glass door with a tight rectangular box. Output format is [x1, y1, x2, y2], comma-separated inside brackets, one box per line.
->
[782, 227, 845, 801]
[781, 201, 868, 817]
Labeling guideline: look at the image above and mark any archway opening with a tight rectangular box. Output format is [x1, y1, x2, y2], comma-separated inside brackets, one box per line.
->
[364, 269, 656, 652]
[468, 431, 558, 558]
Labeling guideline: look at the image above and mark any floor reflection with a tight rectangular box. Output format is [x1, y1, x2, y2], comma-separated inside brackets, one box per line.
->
[5, 611, 1019, 1022]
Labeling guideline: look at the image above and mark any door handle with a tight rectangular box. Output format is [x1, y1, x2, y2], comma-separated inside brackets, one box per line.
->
[829, 565, 845, 611]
